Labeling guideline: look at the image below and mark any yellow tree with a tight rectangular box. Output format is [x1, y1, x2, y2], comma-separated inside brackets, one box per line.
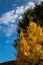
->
[16, 21, 43, 65]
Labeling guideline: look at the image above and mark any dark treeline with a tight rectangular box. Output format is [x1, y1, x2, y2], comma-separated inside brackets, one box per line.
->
[18, 1, 43, 33]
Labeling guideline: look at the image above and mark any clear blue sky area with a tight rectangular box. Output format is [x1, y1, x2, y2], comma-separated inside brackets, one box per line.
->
[0, 0, 41, 63]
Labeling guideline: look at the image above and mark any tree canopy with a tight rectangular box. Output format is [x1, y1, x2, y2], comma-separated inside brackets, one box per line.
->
[16, 21, 43, 65]
[18, 1, 43, 33]
[14, 1, 43, 65]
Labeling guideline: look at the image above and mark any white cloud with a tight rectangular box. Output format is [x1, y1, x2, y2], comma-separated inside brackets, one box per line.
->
[16, 6, 24, 14]
[0, 0, 42, 25]
[18, 16, 22, 19]
[0, 1, 35, 25]
[0, 1, 41, 37]
[0, 1, 35, 37]
[4, 24, 17, 37]
[0, 10, 18, 24]
[0, 6, 24, 25]
[0, 5, 25, 37]
[25, 1, 35, 10]
[0, 6, 25, 37]
[18, 1, 35, 19]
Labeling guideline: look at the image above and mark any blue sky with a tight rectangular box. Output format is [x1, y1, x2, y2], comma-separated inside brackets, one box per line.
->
[0, 0, 42, 63]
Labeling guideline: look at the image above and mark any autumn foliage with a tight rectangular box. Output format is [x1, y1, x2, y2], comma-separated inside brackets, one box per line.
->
[14, 2, 43, 65]
[16, 21, 43, 65]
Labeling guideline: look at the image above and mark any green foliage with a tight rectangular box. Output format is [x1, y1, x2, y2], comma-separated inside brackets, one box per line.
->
[18, 12, 30, 33]
[17, 1, 43, 33]
[33, 2, 43, 26]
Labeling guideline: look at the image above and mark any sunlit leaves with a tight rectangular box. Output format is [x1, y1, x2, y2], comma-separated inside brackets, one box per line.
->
[16, 21, 43, 65]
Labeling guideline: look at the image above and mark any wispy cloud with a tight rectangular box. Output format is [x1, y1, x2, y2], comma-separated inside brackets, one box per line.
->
[0, 0, 42, 37]
[0, 5, 24, 37]
[0, 10, 18, 24]
[3, 24, 17, 37]
[0, 1, 35, 25]
[25, 1, 35, 10]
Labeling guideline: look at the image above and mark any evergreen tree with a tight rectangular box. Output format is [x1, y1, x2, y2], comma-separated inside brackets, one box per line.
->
[18, 1, 43, 33]
[33, 2, 43, 26]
